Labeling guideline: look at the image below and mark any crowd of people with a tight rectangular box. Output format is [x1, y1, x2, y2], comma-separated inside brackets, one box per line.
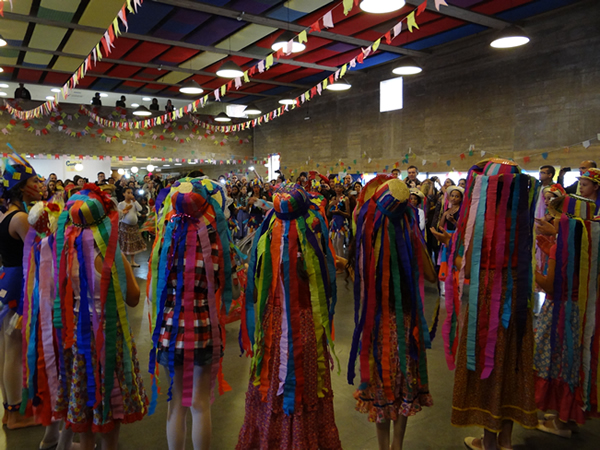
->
[0, 152, 599, 450]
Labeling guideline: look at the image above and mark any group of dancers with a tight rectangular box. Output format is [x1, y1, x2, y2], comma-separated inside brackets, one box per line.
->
[1, 151, 600, 450]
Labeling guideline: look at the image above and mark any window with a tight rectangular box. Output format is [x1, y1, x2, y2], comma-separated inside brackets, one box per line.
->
[380, 77, 403, 113]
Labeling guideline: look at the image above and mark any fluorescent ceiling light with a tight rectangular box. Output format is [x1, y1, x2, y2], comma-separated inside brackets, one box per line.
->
[244, 103, 261, 115]
[179, 80, 204, 94]
[360, 0, 406, 14]
[99, 93, 108, 97]
[215, 112, 231, 122]
[392, 57, 422, 75]
[216, 60, 244, 78]
[490, 26, 530, 48]
[271, 31, 306, 53]
[325, 79, 352, 91]
[51, 88, 61, 93]
[132, 105, 152, 116]
[278, 99, 295, 105]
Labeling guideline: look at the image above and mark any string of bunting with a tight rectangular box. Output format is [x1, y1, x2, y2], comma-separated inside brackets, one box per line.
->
[6, 0, 143, 120]
[13, 0, 443, 130]
[1, 151, 266, 167]
[1, 103, 251, 146]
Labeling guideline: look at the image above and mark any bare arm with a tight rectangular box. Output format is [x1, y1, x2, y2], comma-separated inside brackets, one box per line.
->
[535, 258, 555, 296]
[419, 239, 437, 283]
[94, 253, 140, 307]
[122, 254, 140, 307]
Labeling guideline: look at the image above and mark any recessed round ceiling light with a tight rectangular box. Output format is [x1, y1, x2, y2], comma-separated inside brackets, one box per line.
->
[99, 93, 108, 97]
[142, 97, 152, 101]
[0, 92, 7, 97]
[0, 83, 8, 88]
[278, 99, 295, 105]
[131, 103, 139, 107]
[51, 88, 61, 93]
[45, 96, 55, 100]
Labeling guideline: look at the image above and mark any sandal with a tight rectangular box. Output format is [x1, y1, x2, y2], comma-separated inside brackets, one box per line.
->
[464, 437, 485, 450]
[131, 263, 140, 268]
[543, 414, 580, 433]
[537, 418, 571, 438]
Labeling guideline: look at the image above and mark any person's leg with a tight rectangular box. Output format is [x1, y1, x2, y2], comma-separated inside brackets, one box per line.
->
[190, 365, 212, 450]
[56, 423, 76, 450]
[4, 316, 37, 429]
[497, 420, 513, 448]
[0, 314, 6, 424]
[166, 366, 188, 450]
[482, 428, 498, 450]
[40, 421, 61, 448]
[79, 431, 96, 450]
[391, 415, 408, 450]
[375, 421, 391, 450]
[100, 422, 121, 450]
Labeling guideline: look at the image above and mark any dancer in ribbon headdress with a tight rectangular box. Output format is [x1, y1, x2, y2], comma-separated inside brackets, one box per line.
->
[348, 175, 436, 450]
[54, 184, 147, 449]
[327, 176, 350, 257]
[534, 194, 600, 437]
[23, 197, 78, 450]
[433, 159, 540, 450]
[237, 183, 341, 450]
[0, 151, 42, 429]
[147, 177, 236, 450]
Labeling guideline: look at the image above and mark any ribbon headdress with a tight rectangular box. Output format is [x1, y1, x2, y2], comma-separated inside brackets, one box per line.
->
[240, 183, 338, 415]
[147, 177, 233, 413]
[21, 198, 63, 421]
[54, 183, 145, 423]
[545, 194, 600, 412]
[347, 176, 432, 401]
[1, 151, 37, 198]
[442, 158, 539, 376]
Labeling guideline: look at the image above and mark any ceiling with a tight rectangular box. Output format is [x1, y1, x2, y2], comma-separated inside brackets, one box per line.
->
[0, 0, 582, 109]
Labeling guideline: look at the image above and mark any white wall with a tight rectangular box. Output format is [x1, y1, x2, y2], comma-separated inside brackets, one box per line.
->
[25, 155, 111, 182]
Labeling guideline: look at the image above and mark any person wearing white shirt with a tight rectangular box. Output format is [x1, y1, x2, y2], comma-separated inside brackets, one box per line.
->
[118, 188, 146, 267]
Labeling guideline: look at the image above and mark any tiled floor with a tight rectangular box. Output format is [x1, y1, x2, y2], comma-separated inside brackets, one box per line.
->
[2, 248, 598, 449]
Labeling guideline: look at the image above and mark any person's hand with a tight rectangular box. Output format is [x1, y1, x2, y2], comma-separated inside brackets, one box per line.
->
[430, 227, 452, 245]
[535, 218, 557, 236]
[248, 197, 257, 205]
[446, 213, 457, 225]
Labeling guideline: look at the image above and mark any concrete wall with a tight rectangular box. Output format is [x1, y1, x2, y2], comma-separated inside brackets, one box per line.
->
[253, 0, 600, 177]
